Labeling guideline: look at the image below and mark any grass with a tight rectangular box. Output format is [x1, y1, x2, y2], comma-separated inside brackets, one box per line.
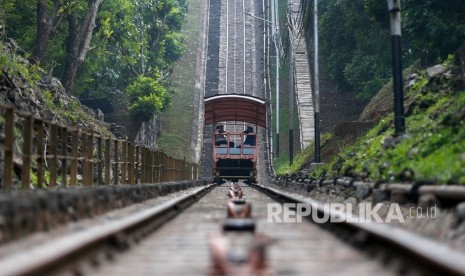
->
[0, 42, 41, 84]
[275, 132, 333, 175]
[42, 90, 113, 137]
[269, 48, 301, 158]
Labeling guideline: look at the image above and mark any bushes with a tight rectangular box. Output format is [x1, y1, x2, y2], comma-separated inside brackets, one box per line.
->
[125, 76, 170, 122]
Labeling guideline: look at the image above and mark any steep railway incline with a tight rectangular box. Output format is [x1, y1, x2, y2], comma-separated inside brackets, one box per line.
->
[201, 0, 264, 178]
[3, 0, 465, 275]
[289, 0, 315, 149]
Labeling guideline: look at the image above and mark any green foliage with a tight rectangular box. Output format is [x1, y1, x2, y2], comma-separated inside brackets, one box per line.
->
[43, 90, 79, 123]
[311, 59, 465, 185]
[2, 0, 187, 118]
[0, 42, 41, 84]
[275, 133, 333, 175]
[71, 0, 188, 129]
[164, 32, 185, 61]
[343, 51, 390, 100]
[42, 90, 112, 136]
[401, 0, 465, 65]
[302, 0, 465, 101]
[318, 0, 391, 99]
[0, 1, 36, 49]
[126, 76, 170, 121]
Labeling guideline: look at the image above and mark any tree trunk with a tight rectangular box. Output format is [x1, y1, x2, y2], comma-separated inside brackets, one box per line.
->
[62, 0, 101, 94]
[149, 18, 166, 52]
[31, 0, 62, 63]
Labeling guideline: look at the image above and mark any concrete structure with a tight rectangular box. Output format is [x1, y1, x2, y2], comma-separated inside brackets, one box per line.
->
[289, 0, 314, 149]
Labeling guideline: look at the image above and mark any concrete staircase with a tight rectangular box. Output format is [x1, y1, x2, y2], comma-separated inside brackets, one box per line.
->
[289, 0, 314, 150]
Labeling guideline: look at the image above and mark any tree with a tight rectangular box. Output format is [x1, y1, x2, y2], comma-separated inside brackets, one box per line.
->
[298, 0, 465, 101]
[62, 0, 101, 93]
[75, 0, 187, 98]
[125, 75, 171, 140]
[31, 0, 65, 63]
[1, 1, 37, 49]
[1, 0, 188, 140]
[402, 0, 465, 65]
[317, 0, 391, 99]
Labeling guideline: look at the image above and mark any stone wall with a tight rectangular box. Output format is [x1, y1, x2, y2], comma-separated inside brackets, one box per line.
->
[133, 117, 160, 149]
[0, 179, 211, 244]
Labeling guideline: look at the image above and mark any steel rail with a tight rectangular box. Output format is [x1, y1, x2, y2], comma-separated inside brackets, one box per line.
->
[0, 183, 217, 275]
[250, 183, 465, 276]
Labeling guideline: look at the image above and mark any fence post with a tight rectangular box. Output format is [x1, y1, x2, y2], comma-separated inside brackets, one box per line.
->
[164, 153, 168, 182]
[121, 140, 127, 184]
[191, 164, 194, 180]
[82, 133, 88, 186]
[174, 158, 177, 181]
[172, 158, 176, 181]
[105, 138, 111, 185]
[176, 159, 180, 181]
[150, 150, 155, 183]
[61, 127, 68, 187]
[135, 146, 140, 184]
[21, 115, 33, 189]
[70, 129, 78, 186]
[169, 157, 172, 181]
[155, 150, 160, 182]
[113, 139, 119, 185]
[140, 148, 146, 183]
[128, 143, 134, 184]
[165, 154, 169, 181]
[160, 153, 166, 182]
[2, 108, 14, 189]
[86, 132, 94, 186]
[36, 120, 45, 188]
[146, 148, 150, 183]
[97, 136, 103, 185]
[147, 149, 151, 183]
[49, 124, 58, 188]
[82, 132, 93, 186]
[183, 158, 187, 180]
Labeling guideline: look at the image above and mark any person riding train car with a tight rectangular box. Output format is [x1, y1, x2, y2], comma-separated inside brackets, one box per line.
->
[215, 125, 227, 146]
[215, 125, 234, 147]
[205, 94, 265, 183]
[240, 126, 255, 147]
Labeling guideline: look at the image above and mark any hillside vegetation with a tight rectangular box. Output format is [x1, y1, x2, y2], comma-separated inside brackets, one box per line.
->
[299, 0, 465, 101]
[1, 0, 188, 143]
[0, 40, 112, 136]
[278, 46, 465, 185]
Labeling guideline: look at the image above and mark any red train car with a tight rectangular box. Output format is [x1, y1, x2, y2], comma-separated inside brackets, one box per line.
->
[204, 94, 267, 183]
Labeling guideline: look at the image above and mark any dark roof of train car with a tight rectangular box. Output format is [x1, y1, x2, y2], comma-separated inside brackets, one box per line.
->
[204, 94, 267, 127]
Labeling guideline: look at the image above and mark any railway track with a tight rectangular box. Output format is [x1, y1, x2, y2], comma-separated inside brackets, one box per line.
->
[0, 184, 216, 275]
[201, 0, 264, 178]
[2, 0, 461, 273]
[3, 181, 464, 275]
[222, 0, 261, 96]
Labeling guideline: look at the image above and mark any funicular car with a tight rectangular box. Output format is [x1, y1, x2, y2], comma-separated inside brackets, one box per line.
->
[204, 94, 267, 183]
